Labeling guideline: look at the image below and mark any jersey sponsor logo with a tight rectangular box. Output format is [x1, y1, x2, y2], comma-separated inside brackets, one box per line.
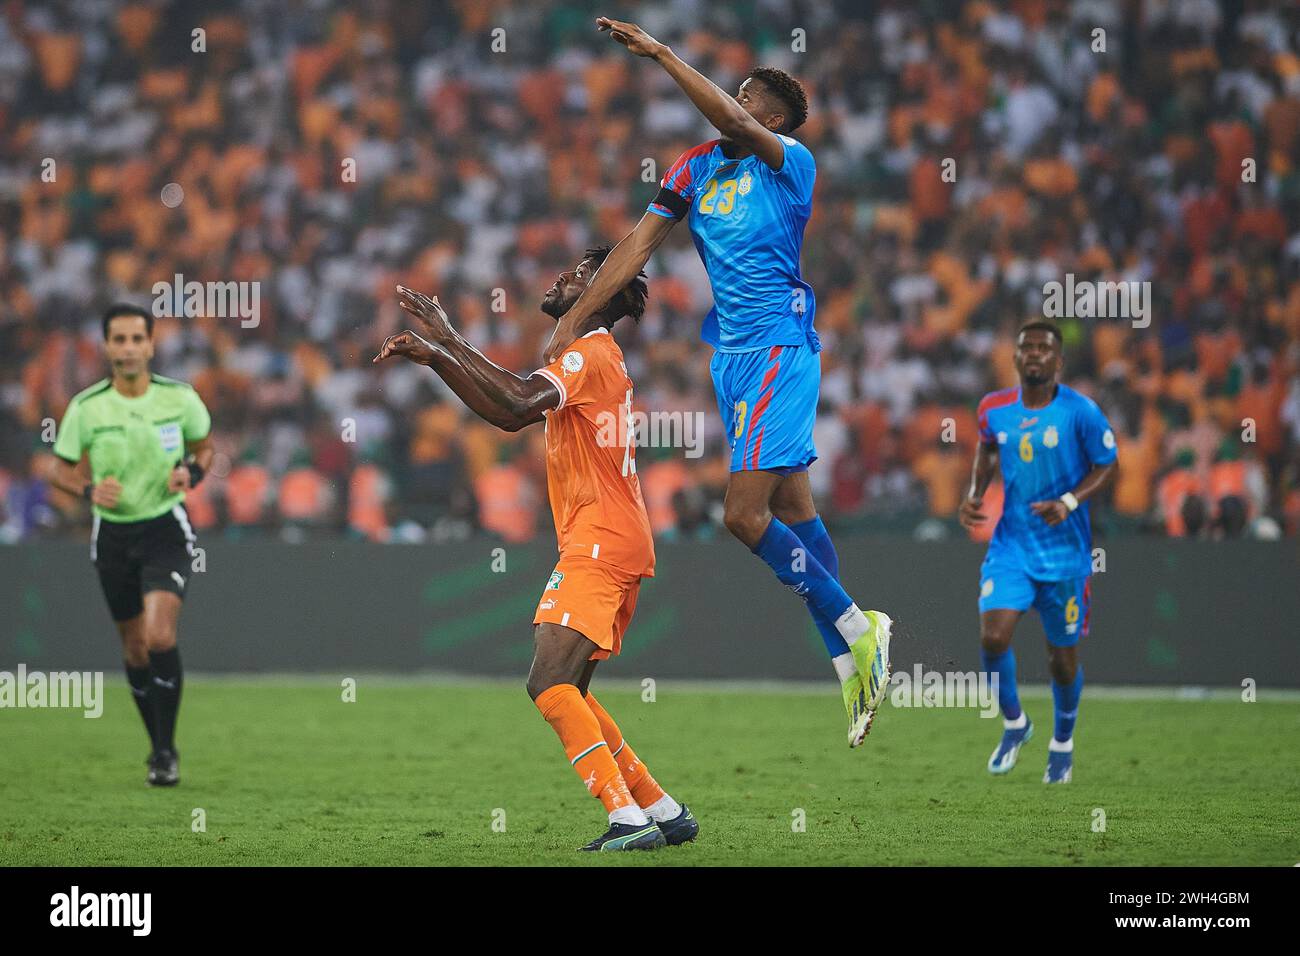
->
[538, 598, 556, 610]
[546, 570, 564, 590]
[981, 578, 994, 598]
[1043, 425, 1059, 448]
[996, 431, 1008, 445]
[561, 351, 584, 375]
[1019, 416, 1038, 428]
[158, 422, 182, 454]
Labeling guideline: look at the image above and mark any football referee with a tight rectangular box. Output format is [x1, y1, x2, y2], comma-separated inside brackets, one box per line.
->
[46, 304, 213, 786]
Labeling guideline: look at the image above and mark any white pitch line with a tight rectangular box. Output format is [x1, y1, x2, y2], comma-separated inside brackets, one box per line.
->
[177, 672, 1300, 701]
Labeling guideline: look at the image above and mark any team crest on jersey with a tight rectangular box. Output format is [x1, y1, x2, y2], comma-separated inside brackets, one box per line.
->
[1043, 425, 1059, 448]
[996, 431, 1008, 445]
[981, 579, 994, 598]
[546, 571, 564, 590]
[561, 351, 583, 375]
[737, 171, 753, 195]
[1103, 429, 1115, 449]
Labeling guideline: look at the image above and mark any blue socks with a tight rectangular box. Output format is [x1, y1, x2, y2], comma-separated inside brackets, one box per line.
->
[751, 516, 856, 646]
[980, 647, 1022, 721]
[787, 516, 851, 658]
[980, 647, 1082, 742]
[1053, 665, 1083, 742]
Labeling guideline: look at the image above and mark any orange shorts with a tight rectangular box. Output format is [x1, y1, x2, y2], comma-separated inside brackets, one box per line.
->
[532, 555, 643, 659]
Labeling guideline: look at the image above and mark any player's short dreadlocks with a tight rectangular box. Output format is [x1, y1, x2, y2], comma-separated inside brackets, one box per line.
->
[745, 66, 808, 133]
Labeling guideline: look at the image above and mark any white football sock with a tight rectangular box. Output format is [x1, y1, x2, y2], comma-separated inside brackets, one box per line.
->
[834, 604, 871, 644]
[609, 804, 649, 827]
[1049, 736, 1074, 753]
[1004, 712, 1028, 730]
[643, 793, 682, 823]
[831, 652, 857, 684]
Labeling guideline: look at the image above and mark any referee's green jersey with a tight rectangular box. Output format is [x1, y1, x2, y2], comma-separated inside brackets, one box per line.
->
[52, 374, 212, 523]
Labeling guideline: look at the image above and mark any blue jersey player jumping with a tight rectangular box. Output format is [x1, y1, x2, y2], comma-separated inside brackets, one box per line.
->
[546, 16, 892, 749]
[960, 322, 1119, 784]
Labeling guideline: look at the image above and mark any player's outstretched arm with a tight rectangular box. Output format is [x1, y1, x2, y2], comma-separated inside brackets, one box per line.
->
[596, 16, 786, 170]
[542, 211, 674, 363]
[376, 287, 559, 432]
[374, 328, 516, 430]
[959, 442, 1000, 529]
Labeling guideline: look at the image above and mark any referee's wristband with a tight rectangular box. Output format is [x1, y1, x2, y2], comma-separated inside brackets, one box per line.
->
[1059, 492, 1079, 513]
[186, 462, 206, 488]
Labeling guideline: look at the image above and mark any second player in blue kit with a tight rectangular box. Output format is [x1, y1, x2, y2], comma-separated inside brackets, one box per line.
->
[961, 321, 1119, 784]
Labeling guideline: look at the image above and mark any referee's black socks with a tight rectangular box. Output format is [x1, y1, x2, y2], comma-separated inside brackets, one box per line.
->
[125, 662, 157, 751]
[148, 647, 184, 754]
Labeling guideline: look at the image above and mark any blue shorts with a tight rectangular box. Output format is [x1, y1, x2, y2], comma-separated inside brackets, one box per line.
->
[711, 344, 819, 473]
[978, 552, 1092, 648]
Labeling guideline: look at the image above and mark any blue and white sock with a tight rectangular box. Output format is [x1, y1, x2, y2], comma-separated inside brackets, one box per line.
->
[788, 515, 852, 662]
[751, 517, 865, 647]
[1052, 665, 1083, 743]
[980, 647, 1022, 722]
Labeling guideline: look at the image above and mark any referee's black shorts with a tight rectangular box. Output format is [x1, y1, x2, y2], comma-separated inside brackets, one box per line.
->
[91, 506, 197, 622]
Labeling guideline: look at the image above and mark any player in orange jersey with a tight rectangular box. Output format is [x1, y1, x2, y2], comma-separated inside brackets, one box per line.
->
[373, 248, 696, 852]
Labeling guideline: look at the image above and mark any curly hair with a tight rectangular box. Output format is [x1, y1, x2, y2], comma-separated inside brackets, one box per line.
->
[745, 66, 808, 133]
[583, 245, 648, 323]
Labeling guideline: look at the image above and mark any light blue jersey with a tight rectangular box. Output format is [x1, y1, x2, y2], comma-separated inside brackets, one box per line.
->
[977, 383, 1117, 582]
[647, 136, 819, 353]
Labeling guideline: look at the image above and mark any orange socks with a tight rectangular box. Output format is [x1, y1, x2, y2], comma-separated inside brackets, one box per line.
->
[585, 691, 667, 810]
[534, 684, 637, 815]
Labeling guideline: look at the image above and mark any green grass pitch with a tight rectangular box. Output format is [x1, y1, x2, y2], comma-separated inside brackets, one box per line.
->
[2, 679, 1296, 866]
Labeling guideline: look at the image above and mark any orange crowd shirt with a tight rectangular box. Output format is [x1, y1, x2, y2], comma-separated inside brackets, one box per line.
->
[531, 328, 655, 577]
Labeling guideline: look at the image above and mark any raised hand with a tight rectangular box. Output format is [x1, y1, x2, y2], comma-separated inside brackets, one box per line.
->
[596, 16, 664, 58]
[396, 286, 454, 343]
[373, 330, 439, 366]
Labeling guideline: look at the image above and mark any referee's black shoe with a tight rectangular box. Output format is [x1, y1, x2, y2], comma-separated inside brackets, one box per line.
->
[147, 749, 180, 787]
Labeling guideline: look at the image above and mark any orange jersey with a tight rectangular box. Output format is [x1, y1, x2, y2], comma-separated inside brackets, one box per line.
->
[532, 328, 655, 577]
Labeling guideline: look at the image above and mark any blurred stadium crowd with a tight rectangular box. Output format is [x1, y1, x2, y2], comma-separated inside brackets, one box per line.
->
[2, 0, 1299, 545]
